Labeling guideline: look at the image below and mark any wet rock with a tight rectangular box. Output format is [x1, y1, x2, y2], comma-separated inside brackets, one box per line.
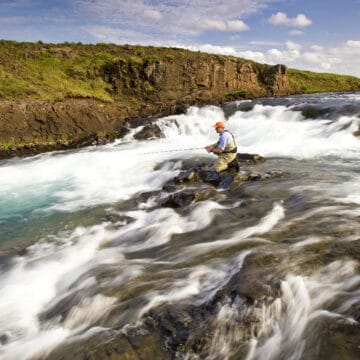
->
[69, 133, 112, 148]
[217, 173, 234, 189]
[353, 127, 360, 137]
[234, 170, 252, 182]
[137, 190, 162, 203]
[119, 116, 165, 141]
[133, 124, 164, 140]
[261, 170, 283, 180]
[198, 170, 222, 185]
[160, 153, 283, 207]
[0, 333, 9, 345]
[174, 169, 199, 184]
[100, 213, 135, 225]
[319, 322, 360, 360]
[222, 252, 283, 303]
[161, 188, 217, 208]
[142, 276, 277, 358]
[235, 153, 265, 165]
[162, 181, 179, 192]
[47, 329, 171, 360]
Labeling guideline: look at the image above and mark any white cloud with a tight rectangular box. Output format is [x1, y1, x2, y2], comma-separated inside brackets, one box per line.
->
[249, 40, 282, 46]
[187, 38, 360, 77]
[346, 40, 360, 48]
[142, 9, 162, 21]
[226, 20, 249, 32]
[302, 52, 320, 64]
[188, 44, 238, 56]
[289, 29, 303, 36]
[238, 39, 360, 77]
[75, 0, 271, 37]
[286, 40, 301, 50]
[310, 44, 323, 51]
[237, 50, 266, 63]
[198, 19, 227, 31]
[268, 12, 312, 27]
[268, 48, 283, 60]
[198, 19, 249, 32]
[320, 62, 331, 70]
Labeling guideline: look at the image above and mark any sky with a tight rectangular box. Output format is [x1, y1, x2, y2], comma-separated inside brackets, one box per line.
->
[0, 0, 360, 77]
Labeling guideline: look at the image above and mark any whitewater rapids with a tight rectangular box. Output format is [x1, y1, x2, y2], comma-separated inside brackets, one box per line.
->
[0, 92, 359, 359]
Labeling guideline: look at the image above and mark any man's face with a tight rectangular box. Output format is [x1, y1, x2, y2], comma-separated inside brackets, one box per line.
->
[215, 126, 224, 133]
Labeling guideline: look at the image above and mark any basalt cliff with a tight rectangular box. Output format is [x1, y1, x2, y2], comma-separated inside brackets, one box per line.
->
[0, 41, 359, 158]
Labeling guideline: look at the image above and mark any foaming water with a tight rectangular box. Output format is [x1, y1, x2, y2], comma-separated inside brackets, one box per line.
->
[227, 105, 360, 159]
[0, 223, 119, 359]
[245, 261, 359, 360]
[0, 93, 359, 359]
[186, 202, 285, 257]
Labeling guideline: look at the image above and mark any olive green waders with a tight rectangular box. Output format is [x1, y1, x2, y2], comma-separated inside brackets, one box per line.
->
[213, 139, 237, 172]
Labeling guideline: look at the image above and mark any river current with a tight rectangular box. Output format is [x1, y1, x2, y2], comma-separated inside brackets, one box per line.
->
[0, 93, 359, 359]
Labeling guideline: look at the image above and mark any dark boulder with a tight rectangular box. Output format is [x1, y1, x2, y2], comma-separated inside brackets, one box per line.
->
[218, 173, 234, 189]
[233, 153, 264, 165]
[133, 124, 164, 140]
[161, 188, 217, 208]
[159, 153, 283, 208]
[174, 169, 199, 183]
[198, 170, 222, 185]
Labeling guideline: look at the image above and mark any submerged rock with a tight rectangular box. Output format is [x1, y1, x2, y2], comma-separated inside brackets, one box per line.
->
[47, 329, 171, 360]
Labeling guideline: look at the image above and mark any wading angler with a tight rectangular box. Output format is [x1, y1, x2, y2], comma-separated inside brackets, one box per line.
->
[205, 121, 237, 172]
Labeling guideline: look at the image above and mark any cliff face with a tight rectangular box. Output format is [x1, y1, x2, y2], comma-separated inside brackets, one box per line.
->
[0, 42, 290, 157]
[102, 56, 289, 106]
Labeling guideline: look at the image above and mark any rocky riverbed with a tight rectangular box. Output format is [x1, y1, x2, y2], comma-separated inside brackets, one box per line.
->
[0, 93, 359, 360]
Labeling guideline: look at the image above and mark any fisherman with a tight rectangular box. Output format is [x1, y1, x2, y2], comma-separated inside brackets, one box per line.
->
[205, 121, 237, 172]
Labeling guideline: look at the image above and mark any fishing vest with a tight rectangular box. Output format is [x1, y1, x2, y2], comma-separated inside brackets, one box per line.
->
[219, 130, 237, 154]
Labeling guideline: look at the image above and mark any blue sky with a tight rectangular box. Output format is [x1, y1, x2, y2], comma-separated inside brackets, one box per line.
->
[1, 0, 360, 77]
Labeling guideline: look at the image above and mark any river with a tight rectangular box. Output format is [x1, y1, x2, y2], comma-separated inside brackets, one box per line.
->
[0, 93, 359, 359]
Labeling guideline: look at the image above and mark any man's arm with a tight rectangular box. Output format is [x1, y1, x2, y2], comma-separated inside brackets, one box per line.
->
[211, 146, 223, 154]
[205, 142, 218, 153]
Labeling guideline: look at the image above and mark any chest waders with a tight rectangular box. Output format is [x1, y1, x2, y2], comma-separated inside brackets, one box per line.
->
[214, 130, 237, 172]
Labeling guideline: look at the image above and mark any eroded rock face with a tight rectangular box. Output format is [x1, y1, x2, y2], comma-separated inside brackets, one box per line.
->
[0, 54, 290, 159]
[0, 99, 128, 159]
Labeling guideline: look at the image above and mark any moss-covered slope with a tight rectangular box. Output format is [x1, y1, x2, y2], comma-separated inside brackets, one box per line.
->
[288, 68, 360, 94]
[0, 40, 289, 102]
[0, 40, 359, 158]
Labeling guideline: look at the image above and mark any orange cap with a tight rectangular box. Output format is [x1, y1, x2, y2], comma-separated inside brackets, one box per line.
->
[212, 121, 225, 129]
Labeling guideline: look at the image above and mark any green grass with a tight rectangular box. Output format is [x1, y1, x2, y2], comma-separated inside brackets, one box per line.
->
[1, 142, 13, 150]
[288, 68, 360, 94]
[0, 40, 359, 102]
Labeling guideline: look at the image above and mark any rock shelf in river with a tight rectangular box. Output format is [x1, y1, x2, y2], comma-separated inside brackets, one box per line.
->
[160, 153, 283, 208]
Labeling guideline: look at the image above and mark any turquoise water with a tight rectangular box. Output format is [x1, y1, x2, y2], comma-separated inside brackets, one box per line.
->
[0, 93, 359, 359]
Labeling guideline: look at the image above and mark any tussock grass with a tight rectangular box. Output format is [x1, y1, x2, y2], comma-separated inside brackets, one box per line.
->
[288, 68, 360, 94]
[0, 40, 359, 101]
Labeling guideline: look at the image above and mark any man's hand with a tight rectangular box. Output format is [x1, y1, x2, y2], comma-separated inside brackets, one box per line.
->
[212, 147, 223, 154]
[205, 145, 213, 153]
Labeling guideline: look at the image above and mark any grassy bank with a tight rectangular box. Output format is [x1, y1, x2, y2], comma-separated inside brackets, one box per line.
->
[0, 40, 359, 102]
[288, 68, 360, 94]
[0, 40, 245, 102]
